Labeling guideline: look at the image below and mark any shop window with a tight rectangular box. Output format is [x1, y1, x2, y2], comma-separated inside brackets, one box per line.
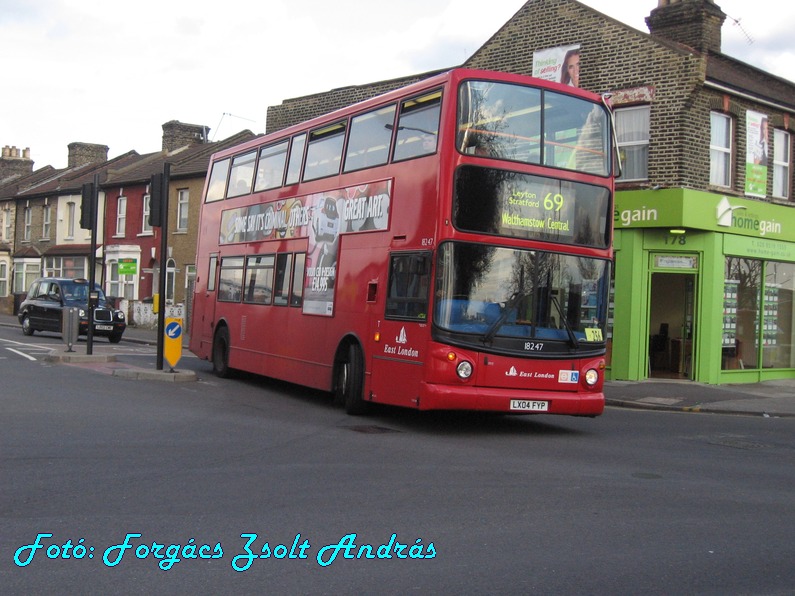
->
[722, 257, 760, 370]
[615, 106, 650, 182]
[710, 112, 733, 188]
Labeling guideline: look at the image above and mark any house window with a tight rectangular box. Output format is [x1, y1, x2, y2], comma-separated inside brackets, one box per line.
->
[42, 204, 51, 240]
[44, 256, 85, 279]
[109, 260, 135, 299]
[2, 207, 11, 241]
[23, 207, 32, 241]
[177, 189, 189, 231]
[166, 258, 176, 303]
[142, 194, 153, 234]
[67, 202, 76, 239]
[710, 112, 732, 187]
[615, 106, 650, 182]
[14, 260, 40, 293]
[773, 129, 791, 200]
[116, 196, 127, 236]
[0, 261, 8, 297]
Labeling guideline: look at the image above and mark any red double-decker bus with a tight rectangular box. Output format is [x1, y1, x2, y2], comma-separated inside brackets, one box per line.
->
[189, 68, 614, 416]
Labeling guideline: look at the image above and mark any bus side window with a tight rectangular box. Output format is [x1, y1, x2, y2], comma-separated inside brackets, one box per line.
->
[285, 134, 307, 186]
[385, 253, 431, 320]
[343, 104, 396, 172]
[218, 257, 244, 302]
[207, 254, 218, 292]
[304, 122, 346, 182]
[392, 90, 442, 162]
[205, 159, 230, 202]
[290, 253, 306, 307]
[226, 151, 257, 198]
[254, 141, 288, 192]
[274, 253, 293, 306]
[244, 255, 275, 304]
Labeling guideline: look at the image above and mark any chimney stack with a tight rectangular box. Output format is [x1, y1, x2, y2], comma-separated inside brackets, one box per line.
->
[67, 142, 109, 168]
[0, 144, 35, 179]
[161, 120, 210, 152]
[646, 0, 727, 54]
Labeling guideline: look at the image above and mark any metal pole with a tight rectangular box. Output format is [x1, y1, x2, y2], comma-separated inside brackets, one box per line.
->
[156, 163, 170, 371]
[86, 173, 99, 355]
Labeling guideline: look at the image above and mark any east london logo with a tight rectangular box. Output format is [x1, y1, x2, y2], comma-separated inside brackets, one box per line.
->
[383, 327, 419, 358]
[716, 197, 782, 237]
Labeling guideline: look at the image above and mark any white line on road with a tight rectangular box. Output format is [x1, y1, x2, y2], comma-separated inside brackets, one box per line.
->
[6, 347, 37, 361]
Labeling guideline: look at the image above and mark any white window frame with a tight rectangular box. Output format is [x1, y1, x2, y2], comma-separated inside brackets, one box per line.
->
[14, 259, 40, 293]
[42, 203, 51, 240]
[710, 112, 732, 188]
[166, 258, 177, 303]
[142, 194, 153, 234]
[67, 202, 76, 239]
[615, 105, 650, 182]
[0, 260, 8, 297]
[773, 129, 791, 200]
[23, 206, 32, 242]
[108, 260, 136, 299]
[2, 206, 11, 242]
[116, 196, 127, 236]
[176, 189, 189, 231]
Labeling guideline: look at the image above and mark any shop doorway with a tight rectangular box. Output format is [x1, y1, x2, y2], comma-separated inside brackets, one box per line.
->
[648, 272, 696, 379]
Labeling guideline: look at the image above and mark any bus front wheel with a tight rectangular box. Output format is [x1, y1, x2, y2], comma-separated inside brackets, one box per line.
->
[212, 326, 232, 378]
[336, 343, 367, 415]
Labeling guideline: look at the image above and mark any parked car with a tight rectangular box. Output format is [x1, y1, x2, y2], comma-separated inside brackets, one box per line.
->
[18, 277, 126, 343]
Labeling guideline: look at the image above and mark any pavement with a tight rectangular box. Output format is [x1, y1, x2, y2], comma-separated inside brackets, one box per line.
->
[2, 313, 794, 416]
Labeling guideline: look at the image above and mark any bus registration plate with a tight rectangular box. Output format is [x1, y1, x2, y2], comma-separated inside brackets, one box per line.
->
[510, 400, 549, 411]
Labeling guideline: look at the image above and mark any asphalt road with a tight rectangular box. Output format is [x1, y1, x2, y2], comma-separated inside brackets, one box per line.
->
[1, 329, 794, 594]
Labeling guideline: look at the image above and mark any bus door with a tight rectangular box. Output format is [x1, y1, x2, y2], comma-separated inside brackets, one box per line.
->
[369, 252, 432, 408]
[193, 254, 220, 354]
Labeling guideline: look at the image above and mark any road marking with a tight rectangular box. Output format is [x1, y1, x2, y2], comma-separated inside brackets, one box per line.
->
[6, 347, 37, 361]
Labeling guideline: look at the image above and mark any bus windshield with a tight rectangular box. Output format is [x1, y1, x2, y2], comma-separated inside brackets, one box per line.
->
[457, 80, 610, 176]
[434, 242, 609, 355]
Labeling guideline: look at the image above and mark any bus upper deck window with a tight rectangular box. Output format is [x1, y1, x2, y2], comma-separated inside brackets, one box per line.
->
[205, 158, 230, 202]
[392, 90, 442, 162]
[254, 141, 289, 192]
[227, 151, 257, 198]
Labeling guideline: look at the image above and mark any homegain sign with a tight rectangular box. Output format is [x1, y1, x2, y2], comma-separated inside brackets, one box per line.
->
[614, 188, 793, 242]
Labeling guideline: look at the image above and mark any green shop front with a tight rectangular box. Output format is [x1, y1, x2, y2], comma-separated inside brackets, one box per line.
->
[609, 188, 795, 384]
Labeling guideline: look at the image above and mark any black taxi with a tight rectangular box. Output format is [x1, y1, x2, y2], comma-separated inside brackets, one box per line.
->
[18, 277, 126, 343]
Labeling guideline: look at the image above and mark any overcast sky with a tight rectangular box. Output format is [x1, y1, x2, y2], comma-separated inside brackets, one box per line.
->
[2, 0, 792, 170]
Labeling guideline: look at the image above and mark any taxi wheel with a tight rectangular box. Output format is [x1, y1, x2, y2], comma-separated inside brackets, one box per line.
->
[21, 315, 34, 336]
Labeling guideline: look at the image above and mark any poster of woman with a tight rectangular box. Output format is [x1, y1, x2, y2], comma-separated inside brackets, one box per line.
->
[532, 44, 581, 87]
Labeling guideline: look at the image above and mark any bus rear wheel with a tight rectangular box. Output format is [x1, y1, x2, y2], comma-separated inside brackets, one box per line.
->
[336, 343, 367, 415]
[212, 326, 232, 378]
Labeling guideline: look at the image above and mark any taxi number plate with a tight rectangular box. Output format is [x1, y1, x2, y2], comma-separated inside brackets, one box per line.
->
[510, 400, 549, 411]
[95, 324, 113, 331]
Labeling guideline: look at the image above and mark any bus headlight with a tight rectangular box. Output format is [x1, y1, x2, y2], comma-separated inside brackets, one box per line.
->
[456, 361, 473, 380]
[584, 368, 599, 386]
